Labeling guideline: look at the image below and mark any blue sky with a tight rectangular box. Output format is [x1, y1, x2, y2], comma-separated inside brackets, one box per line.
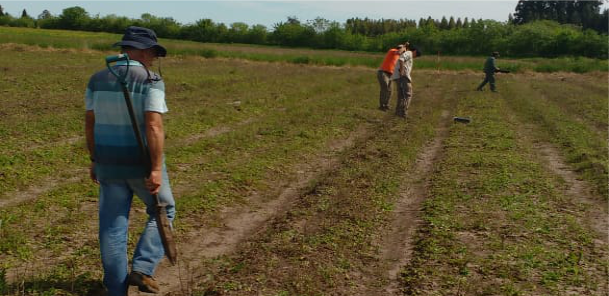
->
[1, 1, 530, 28]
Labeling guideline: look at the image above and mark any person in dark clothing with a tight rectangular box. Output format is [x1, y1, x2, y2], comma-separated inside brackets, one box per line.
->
[476, 51, 501, 92]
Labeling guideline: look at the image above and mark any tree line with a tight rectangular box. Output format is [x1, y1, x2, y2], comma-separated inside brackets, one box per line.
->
[0, 3, 607, 59]
[513, 0, 607, 32]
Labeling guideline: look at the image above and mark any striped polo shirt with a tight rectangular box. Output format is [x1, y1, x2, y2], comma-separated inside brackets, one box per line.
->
[85, 60, 168, 180]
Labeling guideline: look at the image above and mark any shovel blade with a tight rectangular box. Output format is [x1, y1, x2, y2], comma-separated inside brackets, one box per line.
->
[156, 204, 178, 265]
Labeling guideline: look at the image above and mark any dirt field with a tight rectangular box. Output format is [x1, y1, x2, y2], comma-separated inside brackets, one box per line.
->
[0, 45, 607, 296]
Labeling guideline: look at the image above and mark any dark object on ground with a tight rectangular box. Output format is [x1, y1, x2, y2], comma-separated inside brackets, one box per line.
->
[496, 69, 511, 73]
[453, 117, 472, 124]
[105, 54, 178, 266]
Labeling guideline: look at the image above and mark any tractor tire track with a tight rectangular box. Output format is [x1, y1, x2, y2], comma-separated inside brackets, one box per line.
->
[369, 110, 451, 295]
[534, 141, 608, 244]
[506, 91, 608, 269]
[525, 127, 609, 291]
[129, 123, 374, 295]
[1, 118, 257, 284]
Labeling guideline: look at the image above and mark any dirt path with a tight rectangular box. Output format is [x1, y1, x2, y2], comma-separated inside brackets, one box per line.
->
[130, 124, 374, 295]
[508, 102, 608, 280]
[180, 117, 256, 146]
[2, 118, 261, 284]
[0, 170, 85, 209]
[365, 110, 451, 295]
[535, 141, 608, 244]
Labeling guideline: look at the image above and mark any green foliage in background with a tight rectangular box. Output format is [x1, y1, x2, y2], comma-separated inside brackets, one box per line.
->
[0, 5, 607, 58]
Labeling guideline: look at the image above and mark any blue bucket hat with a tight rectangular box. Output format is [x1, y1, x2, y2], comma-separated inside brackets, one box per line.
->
[113, 26, 167, 57]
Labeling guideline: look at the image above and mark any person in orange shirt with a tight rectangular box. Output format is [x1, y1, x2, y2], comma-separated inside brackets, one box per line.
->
[377, 44, 405, 111]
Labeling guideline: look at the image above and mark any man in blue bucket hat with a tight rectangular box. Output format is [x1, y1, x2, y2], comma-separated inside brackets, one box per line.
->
[85, 26, 173, 295]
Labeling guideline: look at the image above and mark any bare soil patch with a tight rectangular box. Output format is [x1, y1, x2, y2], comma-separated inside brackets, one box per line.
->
[0, 170, 85, 209]
[365, 110, 451, 295]
[179, 117, 256, 147]
[129, 124, 373, 295]
[535, 142, 608, 244]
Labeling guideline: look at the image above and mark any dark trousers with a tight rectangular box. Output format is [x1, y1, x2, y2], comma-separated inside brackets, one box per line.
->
[377, 70, 392, 109]
[477, 73, 496, 91]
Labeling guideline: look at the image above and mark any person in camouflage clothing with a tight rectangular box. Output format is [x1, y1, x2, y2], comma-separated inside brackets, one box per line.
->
[476, 51, 501, 92]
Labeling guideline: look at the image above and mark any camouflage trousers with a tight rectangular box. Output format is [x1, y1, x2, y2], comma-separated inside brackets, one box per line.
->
[395, 76, 412, 117]
[477, 73, 496, 91]
[377, 70, 392, 109]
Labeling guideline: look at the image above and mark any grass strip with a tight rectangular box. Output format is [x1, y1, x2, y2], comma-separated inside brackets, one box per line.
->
[403, 91, 607, 295]
[187, 75, 453, 295]
[503, 75, 608, 196]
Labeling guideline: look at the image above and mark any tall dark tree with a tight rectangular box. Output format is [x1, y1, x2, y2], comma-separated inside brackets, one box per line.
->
[21, 9, 29, 18]
[448, 16, 456, 29]
[426, 16, 435, 27]
[470, 18, 477, 27]
[456, 17, 463, 28]
[440, 16, 448, 30]
[0, 5, 4, 17]
[418, 18, 425, 28]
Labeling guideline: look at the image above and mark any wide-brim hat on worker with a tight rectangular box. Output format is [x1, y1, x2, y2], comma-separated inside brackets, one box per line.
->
[113, 26, 167, 57]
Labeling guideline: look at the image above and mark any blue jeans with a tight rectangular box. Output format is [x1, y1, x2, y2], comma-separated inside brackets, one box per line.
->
[98, 169, 175, 296]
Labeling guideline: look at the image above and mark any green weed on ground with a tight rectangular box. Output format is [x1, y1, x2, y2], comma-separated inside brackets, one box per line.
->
[402, 89, 608, 295]
[0, 48, 382, 294]
[502, 74, 608, 196]
[190, 73, 456, 295]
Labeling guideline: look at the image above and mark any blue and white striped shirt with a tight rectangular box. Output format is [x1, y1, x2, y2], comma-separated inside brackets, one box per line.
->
[85, 60, 168, 180]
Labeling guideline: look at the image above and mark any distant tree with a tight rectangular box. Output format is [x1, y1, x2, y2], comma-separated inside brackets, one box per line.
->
[463, 17, 469, 28]
[307, 17, 331, 33]
[21, 9, 29, 18]
[599, 8, 608, 33]
[271, 16, 315, 47]
[181, 18, 223, 42]
[0, 5, 4, 17]
[135, 14, 181, 38]
[227, 22, 249, 43]
[508, 13, 514, 24]
[440, 16, 448, 29]
[58, 6, 89, 29]
[425, 16, 434, 28]
[286, 16, 300, 25]
[448, 16, 456, 29]
[38, 10, 52, 20]
[246, 24, 268, 44]
[455, 17, 463, 28]
[513, 0, 604, 31]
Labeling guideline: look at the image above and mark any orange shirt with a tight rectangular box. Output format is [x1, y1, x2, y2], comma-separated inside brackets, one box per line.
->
[379, 49, 400, 74]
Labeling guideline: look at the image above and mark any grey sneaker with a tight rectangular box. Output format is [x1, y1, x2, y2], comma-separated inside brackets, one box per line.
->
[128, 271, 160, 293]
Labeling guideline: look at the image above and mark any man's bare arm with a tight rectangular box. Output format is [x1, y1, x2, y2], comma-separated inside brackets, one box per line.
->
[145, 111, 164, 194]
